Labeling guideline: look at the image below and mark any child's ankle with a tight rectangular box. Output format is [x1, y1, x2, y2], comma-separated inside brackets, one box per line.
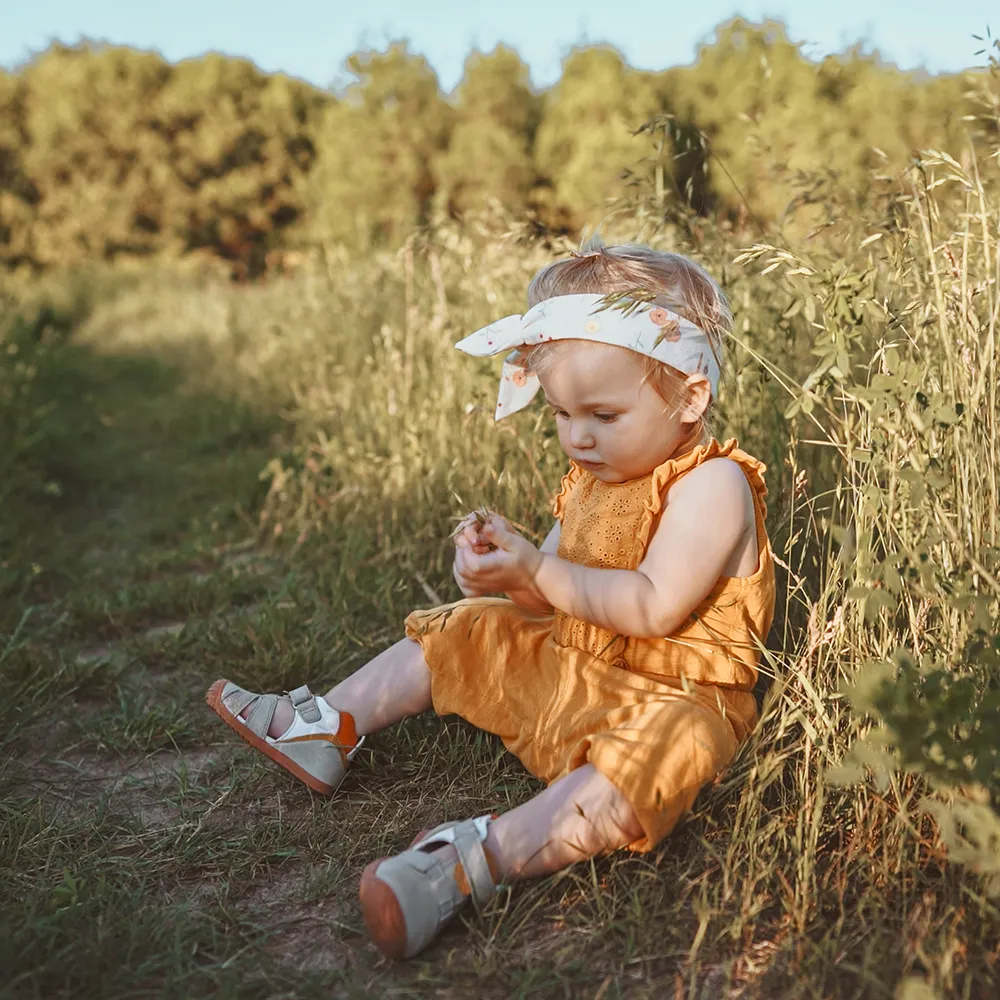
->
[267, 698, 295, 738]
[237, 692, 357, 744]
[238, 697, 296, 738]
[322, 694, 362, 742]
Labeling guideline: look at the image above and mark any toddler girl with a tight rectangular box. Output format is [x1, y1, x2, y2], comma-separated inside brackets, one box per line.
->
[206, 238, 775, 960]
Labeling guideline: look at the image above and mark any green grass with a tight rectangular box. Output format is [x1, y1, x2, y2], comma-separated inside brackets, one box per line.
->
[1, 163, 999, 997]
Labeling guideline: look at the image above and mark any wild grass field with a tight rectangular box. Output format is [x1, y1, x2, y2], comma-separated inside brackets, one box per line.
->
[1, 143, 999, 998]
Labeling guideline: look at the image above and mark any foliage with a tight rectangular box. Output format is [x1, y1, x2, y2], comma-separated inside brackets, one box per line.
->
[0, 19, 993, 268]
[731, 143, 1000, 887]
[3, 43, 325, 273]
[304, 43, 451, 249]
[432, 46, 539, 222]
[0, 273, 98, 538]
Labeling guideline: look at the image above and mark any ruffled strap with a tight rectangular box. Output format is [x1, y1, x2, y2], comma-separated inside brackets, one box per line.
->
[552, 461, 586, 522]
[633, 438, 769, 555]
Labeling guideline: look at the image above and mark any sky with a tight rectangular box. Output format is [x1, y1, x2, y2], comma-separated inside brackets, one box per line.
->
[1, 0, 995, 93]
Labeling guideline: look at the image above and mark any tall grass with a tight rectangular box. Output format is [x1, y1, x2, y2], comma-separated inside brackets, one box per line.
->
[2, 130, 998, 996]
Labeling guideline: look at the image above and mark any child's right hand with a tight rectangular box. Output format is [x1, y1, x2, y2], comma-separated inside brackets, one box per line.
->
[452, 512, 495, 597]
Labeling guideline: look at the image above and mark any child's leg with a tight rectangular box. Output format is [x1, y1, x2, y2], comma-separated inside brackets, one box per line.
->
[324, 638, 432, 735]
[483, 764, 643, 881]
[358, 763, 643, 958]
[250, 638, 432, 738]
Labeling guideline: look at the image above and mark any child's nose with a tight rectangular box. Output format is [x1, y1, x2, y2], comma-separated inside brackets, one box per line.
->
[568, 421, 595, 450]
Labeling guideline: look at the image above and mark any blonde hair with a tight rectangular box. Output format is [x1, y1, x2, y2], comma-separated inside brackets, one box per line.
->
[523, 235, 731, 433]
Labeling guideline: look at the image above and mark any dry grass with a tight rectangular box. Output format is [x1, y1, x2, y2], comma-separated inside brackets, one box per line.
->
[1, 147, 998, 998]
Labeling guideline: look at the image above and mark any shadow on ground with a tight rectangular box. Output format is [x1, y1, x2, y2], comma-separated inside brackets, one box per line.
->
[1, 327, 277, 612]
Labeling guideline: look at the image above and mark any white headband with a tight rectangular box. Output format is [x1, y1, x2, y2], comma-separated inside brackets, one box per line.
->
[455, 293, 720, 421]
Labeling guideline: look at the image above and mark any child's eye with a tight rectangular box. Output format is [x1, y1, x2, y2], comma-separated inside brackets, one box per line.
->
[595, 413, 619, 423]
[550, 408, 569, 420]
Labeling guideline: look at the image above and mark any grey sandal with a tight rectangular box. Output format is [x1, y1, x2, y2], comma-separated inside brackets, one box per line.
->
[359, 814, 498, 959]
[206, 678, 364, 796]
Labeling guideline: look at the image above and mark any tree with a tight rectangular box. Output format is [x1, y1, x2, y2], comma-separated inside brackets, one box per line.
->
[10, 43, 326, 271]
[665, 19, 968, 230]
[0, 27, 983, 265]
[433, 46, 539, 220]
[153, 53, 327, 271]
[0, 71, 38, 268]
[533, 46, 662, 231]
[17, 43, 174, 264]
[303, 43, 451, 249]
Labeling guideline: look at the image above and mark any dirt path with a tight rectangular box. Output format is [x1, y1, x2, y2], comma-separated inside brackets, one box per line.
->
[0, 338, 613, 999]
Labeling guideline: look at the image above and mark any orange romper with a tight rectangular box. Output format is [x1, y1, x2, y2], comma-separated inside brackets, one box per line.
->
[404, 438, 776, 851]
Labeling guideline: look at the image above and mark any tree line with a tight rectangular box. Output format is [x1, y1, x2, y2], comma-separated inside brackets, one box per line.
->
[0, 18, 986, 274]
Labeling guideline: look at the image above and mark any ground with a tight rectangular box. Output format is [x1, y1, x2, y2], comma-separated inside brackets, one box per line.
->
[2, 301, 993, 999]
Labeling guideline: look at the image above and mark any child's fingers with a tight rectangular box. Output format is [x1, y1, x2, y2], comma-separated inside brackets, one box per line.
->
[460, 511, 487, 533]
[452, 561, 469, 588]
[453, 558, 485, 597]
[454, 546, 479, 577]
[456, 535, 491, 555]
[450, 522, 476, 547]
[450, 513, 477, 542]
[456, 532, 485, 552]
[482, 516, 513, 548]
[456, 548, 494, 587]
[486, 512, 511, 532]
[455, 526, 490, 552]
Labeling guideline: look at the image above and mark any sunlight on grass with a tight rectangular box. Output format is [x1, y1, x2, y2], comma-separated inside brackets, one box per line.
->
[1, 144, 998, 997]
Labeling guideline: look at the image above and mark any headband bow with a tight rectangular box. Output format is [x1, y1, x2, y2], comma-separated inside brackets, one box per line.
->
[454, 293, 720, 421]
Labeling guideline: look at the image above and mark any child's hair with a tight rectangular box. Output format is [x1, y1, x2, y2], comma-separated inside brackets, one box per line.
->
[523, 235, 731, 433]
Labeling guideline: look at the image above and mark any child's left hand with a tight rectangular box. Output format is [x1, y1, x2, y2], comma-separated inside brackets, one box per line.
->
[453, 513, 543, 596]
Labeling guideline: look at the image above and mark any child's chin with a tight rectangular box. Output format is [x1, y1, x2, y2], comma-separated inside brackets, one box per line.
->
[589, 467, 622, 483]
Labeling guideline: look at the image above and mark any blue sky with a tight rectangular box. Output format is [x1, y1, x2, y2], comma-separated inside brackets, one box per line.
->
[1, 1, 995, 92]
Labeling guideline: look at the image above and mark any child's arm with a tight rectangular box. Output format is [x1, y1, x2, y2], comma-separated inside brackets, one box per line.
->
[475, 459, 756, 638]
[504, 521, 560, 614]
[532, 460, 755, 637]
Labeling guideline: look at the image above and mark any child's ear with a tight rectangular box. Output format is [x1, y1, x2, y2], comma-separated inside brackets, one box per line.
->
[680, 375, 711, 423]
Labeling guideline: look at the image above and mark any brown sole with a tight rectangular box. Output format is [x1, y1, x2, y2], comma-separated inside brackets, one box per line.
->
[205, 678, 335, 796]
[359, 859, 409, 960]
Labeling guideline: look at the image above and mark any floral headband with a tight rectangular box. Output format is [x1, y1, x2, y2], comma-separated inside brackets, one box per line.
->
[454, 293, 720, 421]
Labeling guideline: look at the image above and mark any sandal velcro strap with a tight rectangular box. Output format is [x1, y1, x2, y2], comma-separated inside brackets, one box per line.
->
[220, 687, 256, 717]
[361, 813, 500, 958]
[242, 692, 279, 738]
[288, 684, 321, 724]
[412, 815, 496, 910]
[451, 820, 496, 910]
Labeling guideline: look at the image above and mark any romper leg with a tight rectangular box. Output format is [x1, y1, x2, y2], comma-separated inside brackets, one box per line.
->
[484, 764, 644, 881]
[484, 686, 753, 874]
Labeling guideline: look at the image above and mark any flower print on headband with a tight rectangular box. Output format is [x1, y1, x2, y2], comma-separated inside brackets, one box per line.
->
[454, 293, 720, 421]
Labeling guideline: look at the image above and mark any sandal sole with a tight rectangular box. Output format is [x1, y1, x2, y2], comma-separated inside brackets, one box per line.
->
[205, 678, 337, 796]
[359, 859, 409, 960]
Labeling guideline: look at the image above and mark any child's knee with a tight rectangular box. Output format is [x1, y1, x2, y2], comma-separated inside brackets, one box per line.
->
[596, 793, 644, 854]
[567, 766, 644, 855]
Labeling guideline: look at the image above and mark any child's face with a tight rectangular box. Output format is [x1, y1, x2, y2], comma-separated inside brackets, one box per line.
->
[537, 342, 707, 484]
